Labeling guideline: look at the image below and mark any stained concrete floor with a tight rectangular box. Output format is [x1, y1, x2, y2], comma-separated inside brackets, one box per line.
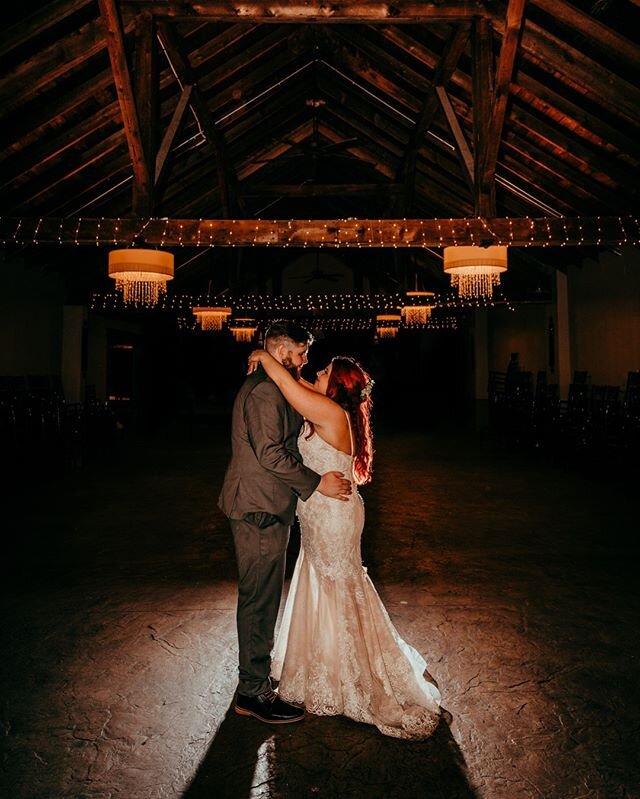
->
[1, 414, 639, 799]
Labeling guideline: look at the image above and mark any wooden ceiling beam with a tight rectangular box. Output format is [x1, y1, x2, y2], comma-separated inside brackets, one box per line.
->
[435, 86, 473, 185]
[98, 0, 153, 215]
[157, 21, 239, 217]
[480, 0, 526, 191]
[397, 25, 470, 210]
[155, 84, 194, 185]
[133, 10, 158, 214]
[3, 216, 637, 247]
[120, 2, 490, 22]
[471, 16, 494, 216]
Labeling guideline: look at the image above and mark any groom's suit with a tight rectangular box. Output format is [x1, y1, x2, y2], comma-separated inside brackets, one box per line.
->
[218, 367, 320, 697]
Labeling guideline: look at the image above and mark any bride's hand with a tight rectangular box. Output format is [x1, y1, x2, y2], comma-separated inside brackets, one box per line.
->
[247, 349, 266, 374]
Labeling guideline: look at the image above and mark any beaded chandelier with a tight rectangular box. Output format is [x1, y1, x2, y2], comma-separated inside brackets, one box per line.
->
[108, 249, 174, 306]
[443, 245, 507, 299]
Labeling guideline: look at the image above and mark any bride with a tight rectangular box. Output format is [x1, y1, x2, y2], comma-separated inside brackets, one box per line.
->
[247, 348, 442, 740]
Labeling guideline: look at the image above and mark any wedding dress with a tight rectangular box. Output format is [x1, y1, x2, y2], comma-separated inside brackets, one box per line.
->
[271, 420, 441, 740]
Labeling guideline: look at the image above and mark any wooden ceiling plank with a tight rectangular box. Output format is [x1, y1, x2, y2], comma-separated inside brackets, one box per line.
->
[0, 106, 117, 190]
[98, 0, 152, 214]
[511, 75, 640, 166]
[492, 10, 640, 127]
[3, 215, 636, 247]
[507, 103, 634, 193]
[440, 87, 628, 213]
[184, 25, 289, 93]
[0, 20, 260, 164]
[0, 0, 95, 59]
[382, 24, 640, 160]
[120, 2, 490, 22]
[498, 140, 609, 209]
[481, 0, 526, 189]
[530, 0, 640, 77]
[417, 34, 640, 168]
[320, 75, 472, 207]
[15, 128, 129, 209]
[0, 17, 121, 115]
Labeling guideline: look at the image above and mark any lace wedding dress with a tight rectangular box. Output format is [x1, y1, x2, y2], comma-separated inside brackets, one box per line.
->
[271, 422, 441, 740]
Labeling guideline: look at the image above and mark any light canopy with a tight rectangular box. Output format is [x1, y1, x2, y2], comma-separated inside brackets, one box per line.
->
[443, 245, 507, 299]
[108, 249, 174, 306]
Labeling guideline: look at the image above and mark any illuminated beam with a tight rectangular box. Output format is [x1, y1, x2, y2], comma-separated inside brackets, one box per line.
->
[2, 216, 638, 247]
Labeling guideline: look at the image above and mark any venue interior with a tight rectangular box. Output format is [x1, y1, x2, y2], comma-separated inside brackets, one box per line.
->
[1, 1, 639, 797]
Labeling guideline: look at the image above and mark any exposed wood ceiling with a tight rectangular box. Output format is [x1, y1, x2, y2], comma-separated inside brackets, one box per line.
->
[1, 0, 639, 295]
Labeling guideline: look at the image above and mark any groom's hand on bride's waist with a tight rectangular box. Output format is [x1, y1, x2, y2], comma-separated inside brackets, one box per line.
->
[317, 471, 352, 501]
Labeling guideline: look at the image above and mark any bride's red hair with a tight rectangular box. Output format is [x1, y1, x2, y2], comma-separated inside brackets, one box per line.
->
[326, 356, 374, 485]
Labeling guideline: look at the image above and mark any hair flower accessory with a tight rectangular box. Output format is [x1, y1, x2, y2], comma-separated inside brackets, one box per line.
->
[360, 379, 375, 401]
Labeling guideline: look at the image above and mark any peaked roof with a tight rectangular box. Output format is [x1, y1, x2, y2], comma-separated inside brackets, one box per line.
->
[1, 0, 639, 293]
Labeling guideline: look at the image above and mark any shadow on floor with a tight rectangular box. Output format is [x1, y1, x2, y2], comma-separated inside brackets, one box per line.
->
[183, 701, 478, 799]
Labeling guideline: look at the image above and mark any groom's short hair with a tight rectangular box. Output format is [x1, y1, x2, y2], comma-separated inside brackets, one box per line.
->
[265, 320, 313, 350]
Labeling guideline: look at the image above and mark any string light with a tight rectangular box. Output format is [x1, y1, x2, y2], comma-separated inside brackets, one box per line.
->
[2, 216, 639, 247]
[228, 318, 258, 343]
[401, 291, 435, 325]
[192, 306, 233, 331]
[90, 290, 514, 315]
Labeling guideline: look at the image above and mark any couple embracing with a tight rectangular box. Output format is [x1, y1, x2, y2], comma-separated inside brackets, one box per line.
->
[218, 320, 441, 740]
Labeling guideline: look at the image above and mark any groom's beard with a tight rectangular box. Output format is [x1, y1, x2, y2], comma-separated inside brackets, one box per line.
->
[282, 355, 301, 380]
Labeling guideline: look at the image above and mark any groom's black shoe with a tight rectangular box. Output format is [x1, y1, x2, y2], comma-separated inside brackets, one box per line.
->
[234, 689, 304, 724]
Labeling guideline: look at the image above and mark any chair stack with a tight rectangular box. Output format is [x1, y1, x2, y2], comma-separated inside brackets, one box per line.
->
[0, 376, 118, 479]
[488, 369, 640, 461]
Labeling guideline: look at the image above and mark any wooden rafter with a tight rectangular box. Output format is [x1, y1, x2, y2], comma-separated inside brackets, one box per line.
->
[435, 87, 473, 186]
[98, 0, 152, 215]
[481, 0, 526, 191]
[397, 25, 470, 209]
[472, 15, 494, 216]
[155, 85, 193, 185]
[133, 9, 158, 214]
[156, 21, 238, 217]
[3, 216, 637, 248]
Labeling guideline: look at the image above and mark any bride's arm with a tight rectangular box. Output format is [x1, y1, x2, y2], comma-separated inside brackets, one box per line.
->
[248, 350, 342, 427]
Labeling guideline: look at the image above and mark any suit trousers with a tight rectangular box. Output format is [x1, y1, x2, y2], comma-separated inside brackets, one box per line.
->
[230, 515, 290, 697]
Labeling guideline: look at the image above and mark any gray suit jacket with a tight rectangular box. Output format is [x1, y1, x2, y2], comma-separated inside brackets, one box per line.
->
[218, 368, 321, 526]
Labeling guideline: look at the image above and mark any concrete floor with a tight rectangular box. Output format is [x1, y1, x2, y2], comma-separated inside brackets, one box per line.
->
[1, 415, 639, 799]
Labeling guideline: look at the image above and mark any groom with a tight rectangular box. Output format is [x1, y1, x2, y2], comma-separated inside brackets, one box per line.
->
[218, 320, 351, 724]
